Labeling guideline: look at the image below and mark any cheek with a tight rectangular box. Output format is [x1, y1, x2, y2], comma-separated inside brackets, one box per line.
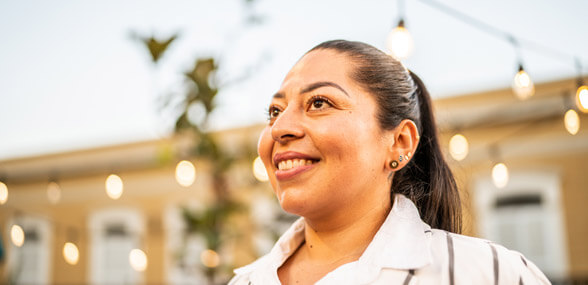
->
[257, 126, 273, 168]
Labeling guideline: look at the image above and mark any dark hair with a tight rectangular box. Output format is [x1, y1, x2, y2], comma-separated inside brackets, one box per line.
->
[309, 40, 462, 233]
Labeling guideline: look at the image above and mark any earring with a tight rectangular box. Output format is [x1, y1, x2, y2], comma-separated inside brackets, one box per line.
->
[399, 155, 403, 162]
[390, 160, 399, 169]
[407, 152, 412, 159]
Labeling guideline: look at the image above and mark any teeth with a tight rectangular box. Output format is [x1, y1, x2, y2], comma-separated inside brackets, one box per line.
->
[277, 159, 316, 171]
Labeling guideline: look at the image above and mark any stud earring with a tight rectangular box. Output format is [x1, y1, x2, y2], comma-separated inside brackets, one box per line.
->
[407, 152, 412, 159]
[399, 155, 403, 162]
[390, 160, 399, 169]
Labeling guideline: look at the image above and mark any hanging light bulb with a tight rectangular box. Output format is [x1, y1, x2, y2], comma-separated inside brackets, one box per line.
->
[252, 156, 269, 182]
[105, 174, 123, 200]
[0, 181, 7, 205]
[492, 162, 509, 189]
[11, 224, 25, 247]
[129, 248, 148, 271]
[449, 134, 469, 161]
[577, 85, 588, 113]
[63, 242, 80, 265]
[564, 109, 580, 135]
[512, 64, 535, 100]
[47, 181, 62, 204]
[386, 19, 414, 60]
[200, 249, 220, 268]
[175, 160, 196, 187]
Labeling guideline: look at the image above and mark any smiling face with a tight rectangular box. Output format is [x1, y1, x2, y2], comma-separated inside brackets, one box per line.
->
[258, 49, 395, 221]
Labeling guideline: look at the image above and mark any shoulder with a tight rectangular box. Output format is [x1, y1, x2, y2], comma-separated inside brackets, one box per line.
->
[422, 229, 550, 284]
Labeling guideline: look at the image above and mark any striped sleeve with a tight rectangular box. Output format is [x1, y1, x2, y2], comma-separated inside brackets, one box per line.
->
[441, 232, 551, 285]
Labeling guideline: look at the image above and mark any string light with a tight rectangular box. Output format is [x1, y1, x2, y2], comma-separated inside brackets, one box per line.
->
[512, 64, 535, 100]
[47, 181, 62, 204]
[63, 242, 80, 265]
[449, 133, 469, 161]
[577, 85, 588, 113]
[129, 248, 148, 271]
[252, 156, 269, 182]
[175, 160, 196, 187]
[0, 181, 7, 205]
[564, 109, 580, 135]
[11, 224, 25, 247]
[386, 19, 414, 60]
[105, 174, 124, 200]
[200, 249, 220, 268]
[492, 162, 509, 189]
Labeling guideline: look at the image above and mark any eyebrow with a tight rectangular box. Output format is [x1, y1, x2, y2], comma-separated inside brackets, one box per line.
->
[272, 81, 349, 99]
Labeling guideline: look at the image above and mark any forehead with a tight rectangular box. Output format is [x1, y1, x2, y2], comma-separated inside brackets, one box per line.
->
[280, 49, 356, 92]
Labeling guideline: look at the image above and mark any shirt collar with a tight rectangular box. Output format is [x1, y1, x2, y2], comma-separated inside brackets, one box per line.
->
[234, 194, 432, 277]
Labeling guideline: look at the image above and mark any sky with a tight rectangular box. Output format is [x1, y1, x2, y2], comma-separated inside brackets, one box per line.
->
[1, 0, 587, 160]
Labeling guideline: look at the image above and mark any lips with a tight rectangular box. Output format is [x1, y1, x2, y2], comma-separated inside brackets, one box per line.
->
[273, 151, 320, 180]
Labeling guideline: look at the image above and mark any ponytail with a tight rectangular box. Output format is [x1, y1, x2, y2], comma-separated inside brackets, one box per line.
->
[310, 40, 462, 233]
[392, 72, 462, 233]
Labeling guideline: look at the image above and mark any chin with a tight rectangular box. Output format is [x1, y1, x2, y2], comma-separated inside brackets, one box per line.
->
[276, 191, 311, 217]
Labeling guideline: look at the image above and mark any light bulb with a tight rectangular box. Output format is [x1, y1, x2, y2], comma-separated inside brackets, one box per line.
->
[564, 109, 580, 135]
[492, 162, 509, 189]
[175, 160, 196, 187]
[129, 248, 148, 271]
[11, 224, 25, 247]
[252, 156, 269, 182]
[47, 181, 61, 204]
[105, 174, 123, 200]
[386, 20, 413, 60]
[512, 66, 535, 100]
[200, 249, 220, 268]
[449, 134, 469, 161]
[577, 85, 588, 113]
[0, 181, 7, 205]
[63, 242, 80, 265]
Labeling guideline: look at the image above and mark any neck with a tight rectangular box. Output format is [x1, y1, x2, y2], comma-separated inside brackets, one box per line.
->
[301, 194, 391, 264]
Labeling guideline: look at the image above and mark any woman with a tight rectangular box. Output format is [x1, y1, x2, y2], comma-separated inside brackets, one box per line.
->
[230, 40, 549, 284]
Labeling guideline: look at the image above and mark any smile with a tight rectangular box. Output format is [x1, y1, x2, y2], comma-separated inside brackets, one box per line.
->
[277, 159, 316, 170]
[273, 151, 320, 180]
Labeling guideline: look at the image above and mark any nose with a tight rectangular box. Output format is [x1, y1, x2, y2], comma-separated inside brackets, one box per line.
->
[271, 107, 304, 144]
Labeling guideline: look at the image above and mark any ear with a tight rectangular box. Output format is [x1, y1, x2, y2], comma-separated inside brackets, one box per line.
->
[388, 119, 420, 170]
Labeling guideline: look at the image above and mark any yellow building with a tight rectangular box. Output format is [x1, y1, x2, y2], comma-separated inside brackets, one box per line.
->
[1, 78, 587, 284]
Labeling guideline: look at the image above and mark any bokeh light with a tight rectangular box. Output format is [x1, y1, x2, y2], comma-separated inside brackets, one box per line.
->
[449, 134, 469, 161]
[63, 242, 80, 265]
[252, 156, 269, 182]
[564, 109, 580, 135]
[105, 174, 124, 200]
[386, 24, 413, 60]
[11, 224, 25, 247]
[129, 248, 148, 271]
[492, 162, 509, 189]
[175, 160, 196, 187]
[0, 182, 7, 205]
[200, 249, 220, 268]
[513, 69, 535, 100]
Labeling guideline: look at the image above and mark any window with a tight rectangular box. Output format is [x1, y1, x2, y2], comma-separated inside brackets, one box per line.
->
[88, 208, 145, 284]
[6, 216, 52, 284]
[475, 170, 568, 280]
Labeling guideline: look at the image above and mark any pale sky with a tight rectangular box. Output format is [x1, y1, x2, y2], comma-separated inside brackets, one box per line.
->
[1, 0, 587, 160]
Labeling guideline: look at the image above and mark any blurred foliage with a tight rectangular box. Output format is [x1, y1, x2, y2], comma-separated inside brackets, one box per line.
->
[136, 2, 267, 283]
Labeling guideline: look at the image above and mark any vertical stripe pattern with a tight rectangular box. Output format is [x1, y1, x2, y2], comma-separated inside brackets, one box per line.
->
[403, 269, 415, 285]
[446, 232, 455, 285]
[489, 243, 499, 285]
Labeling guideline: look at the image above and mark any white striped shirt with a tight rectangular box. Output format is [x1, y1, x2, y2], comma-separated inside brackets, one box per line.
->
[229, 194, 550, 284]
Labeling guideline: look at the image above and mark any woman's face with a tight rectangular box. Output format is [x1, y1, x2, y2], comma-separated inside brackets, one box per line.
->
[258, 49, 393, 220]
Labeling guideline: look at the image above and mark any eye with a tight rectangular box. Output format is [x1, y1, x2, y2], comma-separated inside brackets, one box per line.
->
[267, 106, 282, 120]
[307, 96, 332, 111]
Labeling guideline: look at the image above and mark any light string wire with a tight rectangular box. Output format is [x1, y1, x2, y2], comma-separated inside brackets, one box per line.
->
[416, 0, 587, 70]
